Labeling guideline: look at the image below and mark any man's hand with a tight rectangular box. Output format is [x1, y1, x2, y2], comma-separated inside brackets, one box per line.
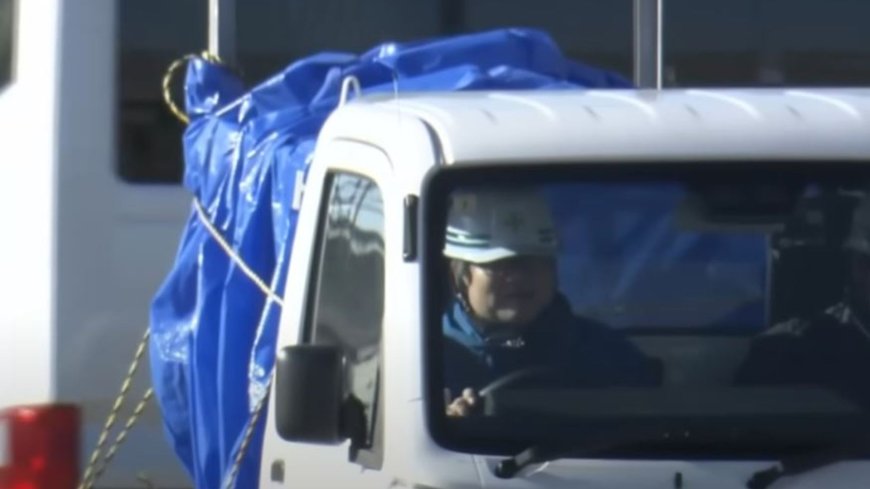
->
[445, 387, 480, 417]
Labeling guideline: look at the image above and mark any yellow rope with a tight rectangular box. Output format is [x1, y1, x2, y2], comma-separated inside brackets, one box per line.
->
[77, 195, 283, 488]
[161, 51, 224, 125]
[223, 371, 275, 489]
[78, 329, 152, 489]
[86, 388, 155, 485]
[74, 51, 278, 489]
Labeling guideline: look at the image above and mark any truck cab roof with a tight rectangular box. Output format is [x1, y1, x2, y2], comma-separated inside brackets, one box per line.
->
[323, 88, 870, 169]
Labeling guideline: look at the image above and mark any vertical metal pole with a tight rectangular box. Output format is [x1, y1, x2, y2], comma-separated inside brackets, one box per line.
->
[208, 0, 237, 65]
[633, 0, 662, 89]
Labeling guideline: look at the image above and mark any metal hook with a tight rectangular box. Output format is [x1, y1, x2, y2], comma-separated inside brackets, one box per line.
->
[339, 75, 362, 107]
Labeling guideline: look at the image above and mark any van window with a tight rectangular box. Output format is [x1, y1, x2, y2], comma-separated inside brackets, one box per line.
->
[305, 172, 385, 447]
[116, 0, 205, 183]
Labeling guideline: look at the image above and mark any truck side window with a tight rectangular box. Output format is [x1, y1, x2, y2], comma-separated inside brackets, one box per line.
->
[307, 172, 385, 446]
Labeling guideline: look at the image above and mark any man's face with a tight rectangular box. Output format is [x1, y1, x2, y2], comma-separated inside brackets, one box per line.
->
[463, 256, 556, 327]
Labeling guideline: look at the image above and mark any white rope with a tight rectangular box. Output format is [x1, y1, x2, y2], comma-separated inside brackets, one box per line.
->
[192, 197, 283, 489]
[192, 198, 285, 308]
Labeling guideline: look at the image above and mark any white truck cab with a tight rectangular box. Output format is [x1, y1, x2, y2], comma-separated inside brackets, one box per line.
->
[258, 88, 870, 488]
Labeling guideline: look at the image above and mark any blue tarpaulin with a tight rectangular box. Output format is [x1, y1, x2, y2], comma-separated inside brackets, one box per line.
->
[148, 28, 766, 489]
[544, 184, 767, 330]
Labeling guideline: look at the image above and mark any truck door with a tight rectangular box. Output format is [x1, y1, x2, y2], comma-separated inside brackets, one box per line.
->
[260, 140, 396, 488]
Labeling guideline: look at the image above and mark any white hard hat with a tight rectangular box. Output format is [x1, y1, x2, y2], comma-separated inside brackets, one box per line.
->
[443, 186, 559, 264]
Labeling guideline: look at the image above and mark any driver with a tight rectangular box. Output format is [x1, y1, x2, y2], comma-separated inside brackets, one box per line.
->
[442, 186, 661, 417]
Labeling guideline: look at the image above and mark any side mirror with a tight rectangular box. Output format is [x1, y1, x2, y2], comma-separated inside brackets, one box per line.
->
[275, 344, 345, 444]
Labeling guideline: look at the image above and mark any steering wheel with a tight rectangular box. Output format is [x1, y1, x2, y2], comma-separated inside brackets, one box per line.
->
[478, 366, 560, 397]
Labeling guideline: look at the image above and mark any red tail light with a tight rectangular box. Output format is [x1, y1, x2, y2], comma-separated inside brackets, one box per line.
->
[0, 404, 80, 489]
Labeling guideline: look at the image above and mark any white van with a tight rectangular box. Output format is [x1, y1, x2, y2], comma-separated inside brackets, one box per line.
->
[0, 1, 191, 487]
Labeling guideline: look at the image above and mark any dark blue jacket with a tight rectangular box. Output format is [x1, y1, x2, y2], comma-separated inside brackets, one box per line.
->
[442, 295, 661, 395]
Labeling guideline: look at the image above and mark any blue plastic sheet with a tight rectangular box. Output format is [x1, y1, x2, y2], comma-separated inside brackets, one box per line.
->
[148, 28, 636, 489]
[543, 184, 767, 330]
[150, 28, 768, 488]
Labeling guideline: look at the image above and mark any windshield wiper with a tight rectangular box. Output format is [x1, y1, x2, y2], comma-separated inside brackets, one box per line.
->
[747, 440, 867, 489]
[494, 428, 668, 479]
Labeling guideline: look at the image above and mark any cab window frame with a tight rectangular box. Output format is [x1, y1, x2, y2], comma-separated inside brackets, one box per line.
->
[421, 160, 870, 458]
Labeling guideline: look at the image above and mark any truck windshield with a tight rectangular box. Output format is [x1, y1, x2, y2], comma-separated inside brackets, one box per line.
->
[426, 163, 870, 458]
